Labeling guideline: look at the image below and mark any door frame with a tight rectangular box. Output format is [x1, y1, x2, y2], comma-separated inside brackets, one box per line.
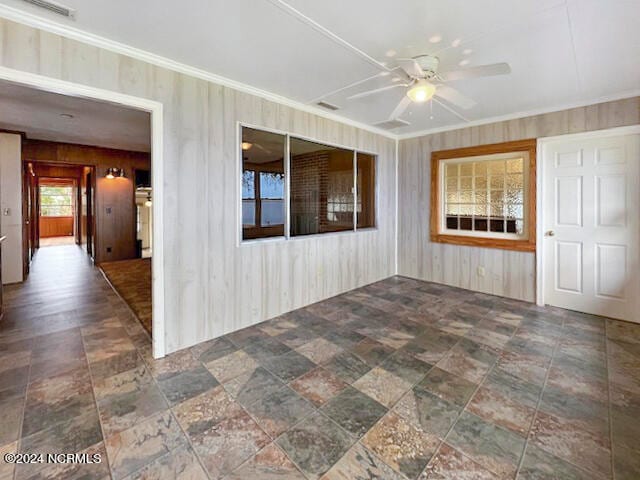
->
[0, 66, 166, 358]
[86, 168, 96, 258]
[535, 124, 640, 307]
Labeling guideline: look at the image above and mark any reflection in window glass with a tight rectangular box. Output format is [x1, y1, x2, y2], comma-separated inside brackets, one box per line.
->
[444, 156, 525, 236]
[290, 137, 354, 236]
[242, 127, 286, 240]
[260, 172, 285, 226]
[357, 153, 376, 228]
[240, 126, 379, 241]
[242, 170, 256, 226]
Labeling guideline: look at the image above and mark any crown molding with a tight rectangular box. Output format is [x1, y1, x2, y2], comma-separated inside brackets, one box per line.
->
[1, 4, 638, 144]
[396, 90, 640, 140]
[0, 3, 397, 140]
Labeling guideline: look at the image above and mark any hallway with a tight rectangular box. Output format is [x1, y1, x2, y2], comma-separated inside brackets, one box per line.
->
[0, 245, 154, 479]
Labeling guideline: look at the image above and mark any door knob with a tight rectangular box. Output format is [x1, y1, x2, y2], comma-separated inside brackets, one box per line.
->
[545, 230, 555, 237]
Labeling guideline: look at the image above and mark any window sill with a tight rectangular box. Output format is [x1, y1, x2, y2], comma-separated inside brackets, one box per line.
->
[430, 233, 536, 252]
[240, 227, 378, 247]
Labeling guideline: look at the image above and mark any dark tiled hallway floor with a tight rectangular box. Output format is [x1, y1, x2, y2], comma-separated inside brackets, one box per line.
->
[1, 245, 639, 479]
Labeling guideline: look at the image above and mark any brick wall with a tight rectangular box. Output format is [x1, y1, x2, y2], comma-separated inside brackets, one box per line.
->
[290, 151, 330, 235]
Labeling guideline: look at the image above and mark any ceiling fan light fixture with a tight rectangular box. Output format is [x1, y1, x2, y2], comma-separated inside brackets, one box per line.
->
[406, 80, 436, 103]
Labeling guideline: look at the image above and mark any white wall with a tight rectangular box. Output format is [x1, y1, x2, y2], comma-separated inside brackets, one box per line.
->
[0, 18, 396, 354]
[398, 97, 640, 302]
[0, 132, 23, 284]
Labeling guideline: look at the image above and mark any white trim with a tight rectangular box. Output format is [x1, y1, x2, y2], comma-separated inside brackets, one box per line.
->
[150, 103, 165, 359]
[238, 121, 379, 157]
[536, 136, 545, 306]
[284, 134, 291, 239]
[535, 124, 640, 308]
[352, 150, 358, 232]
[0, 65, 167, 359]
[534, 124, 640, 143]
[0, 3, 395, 140]
[239, 228, 379, 247]
[394, 138, 399, 275]
[236, 122, 243, 248]
[397, 91, 640, 140]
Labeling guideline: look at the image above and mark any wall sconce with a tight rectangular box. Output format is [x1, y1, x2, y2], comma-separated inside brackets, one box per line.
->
[105, 167, 125, 179]
[144, 193, 152, 207]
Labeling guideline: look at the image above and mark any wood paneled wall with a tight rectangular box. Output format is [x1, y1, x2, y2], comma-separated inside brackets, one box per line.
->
[24, 140, 151, 263]
[39, 216, 73, 237]
[398, 97, 640, 302]
[0, 18, 396, 353]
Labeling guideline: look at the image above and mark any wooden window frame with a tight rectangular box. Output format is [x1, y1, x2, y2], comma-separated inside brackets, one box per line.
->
[430, 139, 537, 252]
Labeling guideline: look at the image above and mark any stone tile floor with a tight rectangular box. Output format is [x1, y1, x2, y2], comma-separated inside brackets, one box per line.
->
[1, 244, 639, 479]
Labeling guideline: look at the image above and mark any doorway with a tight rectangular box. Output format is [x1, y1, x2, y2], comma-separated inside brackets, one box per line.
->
[134, 168, 153, 258]
[38, 178, 77, 246]
[1, 67, 164, 357]
[24, 163, 97, 257]
[538, 126, 640, 322]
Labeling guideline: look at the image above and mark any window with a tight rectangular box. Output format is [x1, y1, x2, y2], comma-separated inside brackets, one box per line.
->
[260, 172, 285, 227]
[357, 153, 376, 228]
[40, 185, 73, 217]
[431, 139, 536, 251]
[240, 126, 377, 241]
[242, 127, 286, 240]
[242, 170, 256, 226]
[290, 138, 354, 236]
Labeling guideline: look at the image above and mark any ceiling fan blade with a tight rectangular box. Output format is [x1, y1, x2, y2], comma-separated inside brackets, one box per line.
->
[254, 143, 272, 154]
[347, 83, 408, 100]
[440, 62, 511, 82]
[396, 58, 424, 78]
[389, 96, 412, 119]
[435, 85, 477, 110]
[387, 65, 412, 83]
[432, 97, 470, 123]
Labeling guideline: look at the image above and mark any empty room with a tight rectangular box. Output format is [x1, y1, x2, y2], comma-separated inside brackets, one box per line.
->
[0, 1, 638, 479]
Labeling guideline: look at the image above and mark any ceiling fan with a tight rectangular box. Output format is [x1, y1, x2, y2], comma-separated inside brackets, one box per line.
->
[348, 55, 511, 120]
[242, 141, 271, 154]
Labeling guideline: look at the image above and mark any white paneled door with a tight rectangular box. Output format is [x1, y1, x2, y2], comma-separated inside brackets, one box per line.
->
[542, 130, 640, 322]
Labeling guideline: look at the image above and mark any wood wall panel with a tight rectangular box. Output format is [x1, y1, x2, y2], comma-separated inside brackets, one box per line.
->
[398, 97, 640, 302]
[39, 216, 73, 237]
[0, 18, 396, 353]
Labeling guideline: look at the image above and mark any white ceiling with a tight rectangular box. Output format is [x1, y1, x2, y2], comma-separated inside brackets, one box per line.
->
[0, 0, 638, 136]
[0, 80, 151, 151]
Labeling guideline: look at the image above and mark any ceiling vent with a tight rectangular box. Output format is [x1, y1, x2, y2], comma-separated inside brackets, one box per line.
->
[374, 119, 411, 130]
[316, 101, 339, 111]
[21, 0, 75, 18]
